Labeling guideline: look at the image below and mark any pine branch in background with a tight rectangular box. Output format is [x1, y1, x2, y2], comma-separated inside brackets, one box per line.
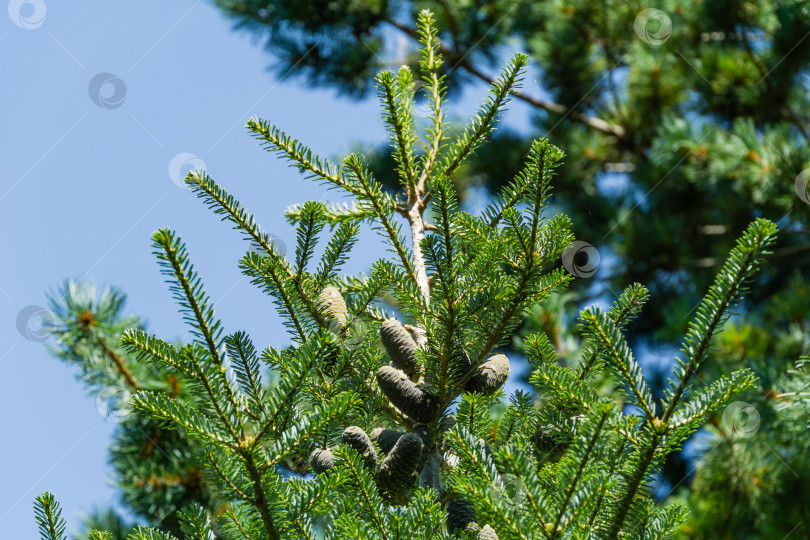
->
[673, 277, 810, 538]
[35, 10, 783, 540]
[78, 508, 137, 540]
[45, 281, 215, 539]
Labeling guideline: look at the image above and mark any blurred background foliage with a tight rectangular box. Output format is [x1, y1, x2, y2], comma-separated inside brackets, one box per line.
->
[47, 282, 215, 539]
[47, 1, 810, 538]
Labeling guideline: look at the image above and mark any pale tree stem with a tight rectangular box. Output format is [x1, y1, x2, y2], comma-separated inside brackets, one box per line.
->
[407, 200, 431, 348]
[406, 195, 443, 492]
[419, 450, 442, 491]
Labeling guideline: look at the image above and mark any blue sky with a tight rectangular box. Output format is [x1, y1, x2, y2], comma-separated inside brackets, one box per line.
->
[0, 2, 538, 537]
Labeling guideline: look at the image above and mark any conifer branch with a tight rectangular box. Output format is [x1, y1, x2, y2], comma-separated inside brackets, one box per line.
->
[344, 155, 417, 282]
[153, 230, 244, 435]
[293, 202, 324, 278]
[587, 439, 625, 529]
[241, 253, 308, 341]
[607, 220, 777, 538]
[285, 200, 377, 225]
[247, 118, 364, 199]
[441, 53, 529, 179]
[460, 59, 628, 140]
[267, 476, 319, 540]
[121, 329, 197, 378]
[471, 268, 570, 369]
[34, 493, 66, 540]
[133, 391, 231, 443]
[605, 435, 658, 540]
[384, 16, 628, 140]
[226, 331, 267, 421]
[577, 284, 649, 380]
[550, 410, 609, 537]
[661, 219, 777, 422]
[428, 176, 460, 402]
[32, 13, 786, 539]
[415, 10, 446, 191]
[334, 446, 391, 540]
[377, 70, 418, 195]
[241, 452, 281, 540]
[205, 450, 252, 502]
[249, 341, 324, 451]
[581, 308, 656, 421]
[498, 444, 553, 536]
[187, 173, 315, 340]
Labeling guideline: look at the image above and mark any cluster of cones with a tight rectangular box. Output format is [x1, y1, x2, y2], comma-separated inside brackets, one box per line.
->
[309, 422, 498, 538]
[311, 287, 514, 537]
[376, 317, 512, 422]
[309, 424, 432, 492]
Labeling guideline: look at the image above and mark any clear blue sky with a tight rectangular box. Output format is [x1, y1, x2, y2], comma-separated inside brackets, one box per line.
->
[1, 2, 537, 537]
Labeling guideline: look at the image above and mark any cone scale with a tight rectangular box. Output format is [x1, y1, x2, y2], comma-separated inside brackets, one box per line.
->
[447, 497, 479, 534]
[309, 448, 335, 474]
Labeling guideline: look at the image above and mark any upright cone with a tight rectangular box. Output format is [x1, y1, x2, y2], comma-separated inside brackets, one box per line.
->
[342, 426, 377, 470]
[533, 425, 557, 453]
[453, 339, 474, 375]
[309, 448, 335, 474]
[317, 286, 348, 329]
[376, 432, 423, 492]
[379, 318, 418, 377]
[376, 366, 437, 423]
[438, 414, 457, 453]
[479, 525, 499, 539]
[447, 498, 479, 533]
[533, 424, 570, 454]
[371, 427, 404, 455]
[465, 354, 510, 395]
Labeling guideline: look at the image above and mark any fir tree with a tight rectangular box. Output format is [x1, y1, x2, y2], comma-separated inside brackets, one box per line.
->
[206, 8, 810, 522]
[36, 12, 781, 540]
